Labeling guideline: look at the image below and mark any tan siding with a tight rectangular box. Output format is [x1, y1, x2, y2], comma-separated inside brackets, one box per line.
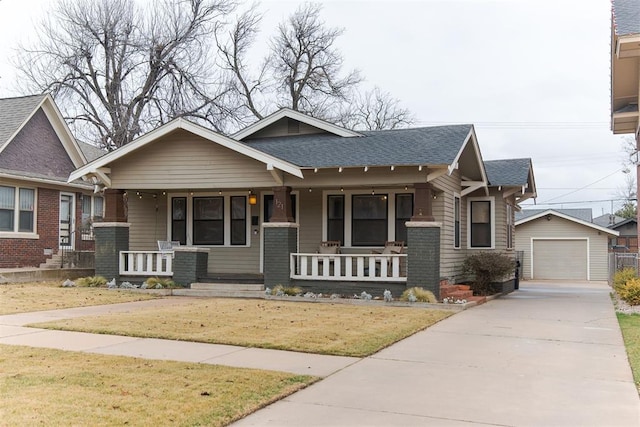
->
[297, 190, 323, 253]
[491, 188, 508, 251]
[432, 170, 467, 282]
[128, 195, 167, 250]
[110, 130, 277, 189]
[515, 216, 611, 281]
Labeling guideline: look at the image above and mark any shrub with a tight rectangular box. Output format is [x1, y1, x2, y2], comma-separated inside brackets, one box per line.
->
[400, 287, 437, 303]
[75, 276, 107, 287]
[463, 252, 514, 295]
[618, 278, 640, 306]
[270, 285, 302, 296]
[613, 268, 637, 292]
[144, 277, 177, 289]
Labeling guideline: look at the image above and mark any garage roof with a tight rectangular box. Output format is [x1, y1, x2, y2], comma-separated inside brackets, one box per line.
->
[515, 209, 619, 236]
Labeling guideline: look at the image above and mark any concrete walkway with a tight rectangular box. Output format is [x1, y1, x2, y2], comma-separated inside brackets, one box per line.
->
[235, 281, 640, 426]
[1, 281, 639, 426]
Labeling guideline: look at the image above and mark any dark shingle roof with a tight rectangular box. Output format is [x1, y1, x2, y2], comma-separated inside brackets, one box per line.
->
[592, 213, 626, 227]
[0, 94, 46, 151]
[516, 209, 593, 223]
[242, 124, 473, 168]
[613, 0, 640, 36]
[484, 158, 532, 186]
[78, 141, 107, 162]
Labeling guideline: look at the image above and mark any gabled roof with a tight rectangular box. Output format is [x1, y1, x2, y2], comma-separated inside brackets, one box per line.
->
[232, 108, 363, 140]
[0, 94, 47, 152]
[612, 0, 640, 36]
[484, 158, 532, 186]
[0, 93, 87, 167]
[69, 117, 303, 185]
[516, 208, 592, 223]
[609, 217, 637, 230]
[515, 209, 618, 236]
[242, 124, 475, 168]
[592, 213, 626, 227]
[78, 141, 107, 162]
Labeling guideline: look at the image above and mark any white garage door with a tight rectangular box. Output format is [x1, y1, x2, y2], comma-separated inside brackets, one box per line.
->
[532, 239, 588, 280]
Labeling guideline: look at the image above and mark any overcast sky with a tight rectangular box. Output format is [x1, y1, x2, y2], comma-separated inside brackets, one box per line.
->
[0, 0, 629, 217]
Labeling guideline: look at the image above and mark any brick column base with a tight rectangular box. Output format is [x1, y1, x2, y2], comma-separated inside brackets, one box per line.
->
[93, 222, 130, 281]
[406, 221, 441, 300]
[173, 247, 210, 287]
[263, 223, 298, 288]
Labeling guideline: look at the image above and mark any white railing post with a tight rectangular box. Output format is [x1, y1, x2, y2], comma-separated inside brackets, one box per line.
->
[290, 253, 406, 282]
[118, 251, 174, 276]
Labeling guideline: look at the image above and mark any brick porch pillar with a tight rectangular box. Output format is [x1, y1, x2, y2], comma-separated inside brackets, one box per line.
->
[93, 222, 129, 281]
[263, 223, 298, 288]
[406, 221, 441, 300]
[173, 247, 209, 287]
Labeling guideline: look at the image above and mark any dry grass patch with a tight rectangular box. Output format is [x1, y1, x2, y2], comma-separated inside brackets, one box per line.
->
[0, 344, 315, 426]
[31, 299, 453, 356]
[0, 282, 159, 315]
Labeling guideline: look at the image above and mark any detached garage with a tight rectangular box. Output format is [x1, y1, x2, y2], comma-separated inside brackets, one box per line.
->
[515, 210, 618, 281]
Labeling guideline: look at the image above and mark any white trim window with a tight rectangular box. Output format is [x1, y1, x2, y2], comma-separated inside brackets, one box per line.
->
[169, 193, 250, 247]
[454, 194, 461, 249]
[468, 197, 495, 249]
[0, 185, 36, 233]
[323, 190, 413, 247]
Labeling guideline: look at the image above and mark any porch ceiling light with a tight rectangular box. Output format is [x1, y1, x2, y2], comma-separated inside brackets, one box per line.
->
[338, 167, 343, 173]
[418, 165, 423, 171]
[249, 193, 257, 205]
[390, 165, 395, 171]
[364, 166, 368, 172]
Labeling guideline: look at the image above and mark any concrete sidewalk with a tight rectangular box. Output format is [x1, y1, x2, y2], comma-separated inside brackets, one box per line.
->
[234, 281, 640, 426]
[0, 298, 358, 377]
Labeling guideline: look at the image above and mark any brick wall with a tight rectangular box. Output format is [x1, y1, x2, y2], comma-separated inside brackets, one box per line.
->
[0, 187, 60, 268]
[406, 223, 441, 299]
[263, 224, 298, 287]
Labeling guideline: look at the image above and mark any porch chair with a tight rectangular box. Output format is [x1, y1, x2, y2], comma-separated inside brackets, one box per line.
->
[318, 240, 341, 255]
[372, 241, 405, 275]
[157, 240, 180, 258]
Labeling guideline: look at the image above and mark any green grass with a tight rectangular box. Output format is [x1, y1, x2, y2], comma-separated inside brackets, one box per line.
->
[30, 299, 454, 357]
[0, 345, 315, 426]
[617, 313, 640, 392]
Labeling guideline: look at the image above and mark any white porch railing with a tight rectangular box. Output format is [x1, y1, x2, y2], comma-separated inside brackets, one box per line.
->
[290, 253, 407, 282]
[119, 251, 173, 276]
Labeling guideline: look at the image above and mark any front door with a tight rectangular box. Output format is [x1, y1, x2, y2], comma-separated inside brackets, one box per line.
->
[59, 193, 75, 249]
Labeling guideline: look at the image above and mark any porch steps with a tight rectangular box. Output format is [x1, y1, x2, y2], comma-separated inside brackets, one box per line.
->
[39, 253, 63, 269]
[174, 282, 265, 298]
[440, 283, 486, 305]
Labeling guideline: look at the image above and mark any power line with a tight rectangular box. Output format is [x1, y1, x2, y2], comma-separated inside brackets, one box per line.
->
[536, 168, 624, 204]
[521, 198, 634, 206]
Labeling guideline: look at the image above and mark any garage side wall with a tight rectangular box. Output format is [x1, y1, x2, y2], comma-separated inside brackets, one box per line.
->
[515, 216, 611, 281]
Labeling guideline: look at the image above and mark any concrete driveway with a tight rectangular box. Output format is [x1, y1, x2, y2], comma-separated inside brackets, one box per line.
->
[234, 281, 640, 426]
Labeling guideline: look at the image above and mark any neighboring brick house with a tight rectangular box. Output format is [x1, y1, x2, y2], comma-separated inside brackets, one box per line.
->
[0, 94, 104, 268]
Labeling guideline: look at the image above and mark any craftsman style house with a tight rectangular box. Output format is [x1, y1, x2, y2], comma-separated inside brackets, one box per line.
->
[70, 109, 536, 296]
[0, 94, 104, 268]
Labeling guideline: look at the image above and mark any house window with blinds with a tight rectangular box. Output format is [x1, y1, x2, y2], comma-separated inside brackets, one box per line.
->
[0, 185, 35, 233]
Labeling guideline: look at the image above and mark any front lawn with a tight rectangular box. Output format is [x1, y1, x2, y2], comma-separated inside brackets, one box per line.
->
[0, 345, 315, 426]
[617, 313, 640, 392]
[30, 298, 453, 357]
[0, 282, 159, 315]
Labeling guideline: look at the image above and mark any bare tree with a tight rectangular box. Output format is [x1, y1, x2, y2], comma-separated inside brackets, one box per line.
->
[338, 87, 414, 131]
[216, 4, 268, 124]
[16, 0, 237, 150]
[219, 2, 364, 123]
[269, 3, 361, 117]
